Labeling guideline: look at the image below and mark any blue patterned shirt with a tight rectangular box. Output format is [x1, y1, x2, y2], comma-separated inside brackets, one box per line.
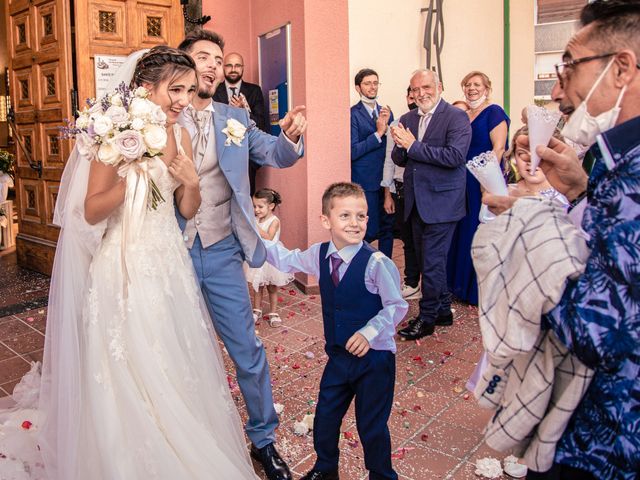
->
[545, 115, 640, 479]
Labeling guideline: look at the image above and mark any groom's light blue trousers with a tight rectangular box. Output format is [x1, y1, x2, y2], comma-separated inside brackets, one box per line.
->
[190, 233, 278, 448]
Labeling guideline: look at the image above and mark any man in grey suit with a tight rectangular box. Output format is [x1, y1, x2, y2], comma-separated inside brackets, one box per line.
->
[178, 30, 306, 480]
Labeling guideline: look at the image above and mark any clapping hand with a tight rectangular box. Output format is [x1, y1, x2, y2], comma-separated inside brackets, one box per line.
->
[390, 122, 416, 150]
[168, 153, 199, 190]
[229, 94, 249, 110]
[346, 332, 370, 357]
[376, 105, 392, 136]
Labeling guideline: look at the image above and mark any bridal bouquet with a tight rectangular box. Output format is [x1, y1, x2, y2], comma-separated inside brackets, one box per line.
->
[62, 83, 168, 209]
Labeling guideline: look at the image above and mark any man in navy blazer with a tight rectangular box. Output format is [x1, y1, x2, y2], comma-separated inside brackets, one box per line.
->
[391, 69, 471, 340]
[351, 68, 394, 257]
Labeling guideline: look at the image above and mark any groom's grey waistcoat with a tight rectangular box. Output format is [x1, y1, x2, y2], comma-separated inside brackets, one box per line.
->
[183, 130, 232, 249]
[177, 102, 303, 267]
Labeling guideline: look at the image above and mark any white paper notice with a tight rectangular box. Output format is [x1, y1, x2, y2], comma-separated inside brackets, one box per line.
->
[94, 55, 128, 99]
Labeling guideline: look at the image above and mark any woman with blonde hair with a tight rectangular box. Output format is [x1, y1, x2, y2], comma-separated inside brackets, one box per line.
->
[447, 71, 509, 305]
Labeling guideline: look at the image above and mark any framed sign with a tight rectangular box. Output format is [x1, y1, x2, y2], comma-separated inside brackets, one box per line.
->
[258, 24, 292, 136]
[94, 55, 128, 98]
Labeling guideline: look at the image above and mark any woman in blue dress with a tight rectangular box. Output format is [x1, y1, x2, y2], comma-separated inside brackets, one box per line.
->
[447, 71, 509, 305]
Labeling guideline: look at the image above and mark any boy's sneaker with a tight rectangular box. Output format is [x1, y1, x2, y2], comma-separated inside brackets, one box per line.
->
[401, 282, 421, 299]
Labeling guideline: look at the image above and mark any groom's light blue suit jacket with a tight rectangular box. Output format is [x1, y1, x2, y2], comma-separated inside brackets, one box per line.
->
[177, 101, 303, 267]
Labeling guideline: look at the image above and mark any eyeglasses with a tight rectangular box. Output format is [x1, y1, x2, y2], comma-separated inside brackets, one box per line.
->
[409, 86, 434, 95]
[360, 81, 380, 87]
[224, 63, 244, 69]
[554, 52, 616, 88]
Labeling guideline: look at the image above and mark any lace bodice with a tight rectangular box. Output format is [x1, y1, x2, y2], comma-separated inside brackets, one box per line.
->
[102, 125, 183, 248]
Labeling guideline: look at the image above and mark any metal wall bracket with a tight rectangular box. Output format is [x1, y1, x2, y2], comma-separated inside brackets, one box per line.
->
[180, 0, 211, 25]
[6, 108, 43, 178]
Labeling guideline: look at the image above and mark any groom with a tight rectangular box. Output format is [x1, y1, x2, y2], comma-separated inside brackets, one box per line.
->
[177, 30, 306, 480]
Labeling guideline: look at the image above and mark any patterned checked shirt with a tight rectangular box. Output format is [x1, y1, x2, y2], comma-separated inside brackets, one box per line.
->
[545, 115, 640, 479]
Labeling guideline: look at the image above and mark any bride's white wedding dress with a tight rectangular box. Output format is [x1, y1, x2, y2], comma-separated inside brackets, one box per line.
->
[0, 127, 258, 479]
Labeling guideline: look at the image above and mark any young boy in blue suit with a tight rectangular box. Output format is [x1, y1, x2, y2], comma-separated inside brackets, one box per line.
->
[264, 182, 408, 480]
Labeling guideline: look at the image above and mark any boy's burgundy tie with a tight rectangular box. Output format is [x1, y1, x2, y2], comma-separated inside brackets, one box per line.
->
[330, 254, 343, 287]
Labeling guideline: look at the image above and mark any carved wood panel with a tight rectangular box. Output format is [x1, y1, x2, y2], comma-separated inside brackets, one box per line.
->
[75, 0, 185, 103]
[6, 0, 74, 274]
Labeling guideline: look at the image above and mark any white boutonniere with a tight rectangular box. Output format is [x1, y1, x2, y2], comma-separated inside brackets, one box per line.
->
[222, 118, 247, 146]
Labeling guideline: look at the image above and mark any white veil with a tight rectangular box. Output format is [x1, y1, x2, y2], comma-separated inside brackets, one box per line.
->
[38, 49, 149, 479]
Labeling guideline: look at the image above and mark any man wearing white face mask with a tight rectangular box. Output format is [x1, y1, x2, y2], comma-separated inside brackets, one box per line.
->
[483, 1, 640, 478]
[351, 68, 395, 257]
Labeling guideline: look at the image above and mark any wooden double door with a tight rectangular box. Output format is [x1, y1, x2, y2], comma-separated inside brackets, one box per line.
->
[6, 0, 185, 274]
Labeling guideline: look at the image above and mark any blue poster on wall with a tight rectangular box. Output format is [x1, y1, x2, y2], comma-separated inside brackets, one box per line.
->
[259, 24, 292, 137]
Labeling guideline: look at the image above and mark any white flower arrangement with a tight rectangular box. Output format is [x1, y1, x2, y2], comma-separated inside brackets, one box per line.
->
[62, 83, 168, 209]
[221, 118, 247, 146]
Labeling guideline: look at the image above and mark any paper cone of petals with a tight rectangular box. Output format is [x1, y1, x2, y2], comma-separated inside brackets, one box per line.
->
[526, 105, 561, 175]
[466, 151, 508, 196]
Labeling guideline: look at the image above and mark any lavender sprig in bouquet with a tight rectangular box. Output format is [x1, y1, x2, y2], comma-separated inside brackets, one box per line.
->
[61, 83, 168, 209]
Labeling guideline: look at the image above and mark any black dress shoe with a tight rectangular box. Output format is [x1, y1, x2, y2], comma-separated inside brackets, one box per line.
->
[300, 469, 339, 480]
[250, 443, 292, 480]
[435, 310, 453, 326]
[397, 316, 435, 340]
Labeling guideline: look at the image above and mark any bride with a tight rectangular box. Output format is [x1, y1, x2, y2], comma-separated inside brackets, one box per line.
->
[0, 47, 259, 479]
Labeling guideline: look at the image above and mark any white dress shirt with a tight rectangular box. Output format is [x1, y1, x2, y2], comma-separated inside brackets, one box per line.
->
[361, 101, 383, 143]
[264, 239, 408, 353]
[225, 80, 243, 101]
[382, 119, 404, 192]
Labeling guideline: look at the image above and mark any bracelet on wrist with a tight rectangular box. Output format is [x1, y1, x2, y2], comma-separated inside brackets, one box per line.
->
[568, 190, 587, 212]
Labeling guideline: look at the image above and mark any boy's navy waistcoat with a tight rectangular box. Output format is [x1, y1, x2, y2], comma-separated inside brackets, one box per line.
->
[318, 242, 383, 350]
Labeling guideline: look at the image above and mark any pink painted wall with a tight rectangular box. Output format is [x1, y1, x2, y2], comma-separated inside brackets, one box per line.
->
[203, 0, 351, 288]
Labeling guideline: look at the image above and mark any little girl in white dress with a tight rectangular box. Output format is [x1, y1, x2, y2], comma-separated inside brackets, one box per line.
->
[245, 189, 293, 327]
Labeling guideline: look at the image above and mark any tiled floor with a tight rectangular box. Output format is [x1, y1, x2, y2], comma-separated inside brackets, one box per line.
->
[0, 241, 516, 479]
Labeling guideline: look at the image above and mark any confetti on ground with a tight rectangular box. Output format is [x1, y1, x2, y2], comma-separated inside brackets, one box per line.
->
[420, 433, 429, 441]
[391, 447, 414, 460]
[26, 317, 34, 323]
[474, 457, 503, 478]
[453, 386, 464, 394]
[21, 421, 32, 430]
[304, 351, 315, 359]
[274, 403, 284, 415]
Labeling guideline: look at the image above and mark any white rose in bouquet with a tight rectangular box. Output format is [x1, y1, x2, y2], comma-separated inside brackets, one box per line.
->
[150, 105, 167, 124]
[114, 130, 146, 160]
[75, 113, 90, 129]
[131, 117, 145, 131]
[75, 132, 97, 158]
[129, 97, 152, 119]
[142, 124, 168, 153]
[92, 114, 114, 137]
[105, 105, 129, 125]
[97, 141, 122, 165]
[110, 93, 123, 107]
[134, 87, 148, 98]
[88, 102, 103, 115]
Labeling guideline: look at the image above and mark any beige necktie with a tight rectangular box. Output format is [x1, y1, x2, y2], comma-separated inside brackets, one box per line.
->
[189, 108, 211, 169]
[417, 111, 432, 141]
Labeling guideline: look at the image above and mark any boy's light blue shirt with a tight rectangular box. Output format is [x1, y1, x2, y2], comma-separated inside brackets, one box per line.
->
[264, 239, 408, 353]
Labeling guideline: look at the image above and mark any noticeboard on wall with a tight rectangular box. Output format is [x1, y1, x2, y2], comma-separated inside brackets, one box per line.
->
[258, 24, 292, 136]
